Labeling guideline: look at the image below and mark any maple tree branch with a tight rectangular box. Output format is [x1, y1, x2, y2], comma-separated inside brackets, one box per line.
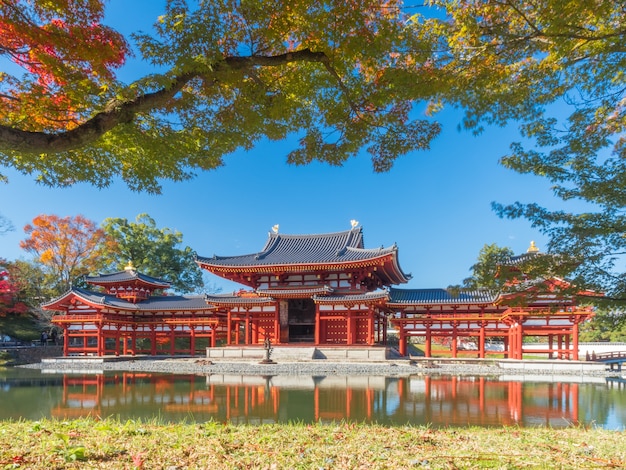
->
[0, 48, 340, 154]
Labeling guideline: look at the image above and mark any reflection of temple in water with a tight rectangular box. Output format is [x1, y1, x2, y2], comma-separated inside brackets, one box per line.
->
[50, 373, 588, 427]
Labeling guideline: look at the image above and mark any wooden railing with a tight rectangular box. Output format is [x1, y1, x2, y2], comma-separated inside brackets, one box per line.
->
[586, 351, 626, 361]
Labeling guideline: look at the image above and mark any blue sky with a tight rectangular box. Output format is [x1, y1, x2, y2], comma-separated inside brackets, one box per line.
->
[0, 1, 560, 293]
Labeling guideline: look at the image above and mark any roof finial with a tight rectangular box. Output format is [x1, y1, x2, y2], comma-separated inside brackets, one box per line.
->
[271, 224, 279, 234]
[350, 219, 359, 229]
[527, 241, 540, 253]
[124, 260, 135, 271]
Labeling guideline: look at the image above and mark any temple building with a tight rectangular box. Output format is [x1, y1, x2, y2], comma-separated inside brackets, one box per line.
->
[44, 224, 594, 360]
[195, 224, 409, 347]
[44, 263, 218, 356]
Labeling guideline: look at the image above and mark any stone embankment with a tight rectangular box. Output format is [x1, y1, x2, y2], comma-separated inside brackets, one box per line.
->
[2, 345, 62, 365]
[21, 355, 617, 379]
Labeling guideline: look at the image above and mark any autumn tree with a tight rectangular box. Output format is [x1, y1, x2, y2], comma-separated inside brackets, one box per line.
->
[0, 261, 28, 316]
[20, 214, 115, 294]
[2, 259, 55, 318]
[1, 0, 441, 193]
[100, 213, 203, 293]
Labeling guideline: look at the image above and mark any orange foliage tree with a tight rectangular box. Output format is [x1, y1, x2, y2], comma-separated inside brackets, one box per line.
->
[20, 214, 116, 293]
[0, 0, 127, 132]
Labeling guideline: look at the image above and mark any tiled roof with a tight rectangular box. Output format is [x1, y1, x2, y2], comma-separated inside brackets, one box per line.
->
[85, 270, 170, 288]
[505, 253, 537, 266]
[204, 293, 275, 306]
[313, 290, 389, 304]
[387, 287, 499, 305]
[43, 287, 210, 312]
[256, 286, 334, 297]
[197, 227, 398, 267]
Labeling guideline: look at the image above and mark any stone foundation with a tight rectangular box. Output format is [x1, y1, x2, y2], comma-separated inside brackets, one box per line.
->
[1, 346, 63, 365]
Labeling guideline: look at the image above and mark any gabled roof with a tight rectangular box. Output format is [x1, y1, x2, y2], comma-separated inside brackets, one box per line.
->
[42, 287, 210, 312]
[85, 270, 170, 289]
[387, 287, 499, 306]
[196, 227, 411, 285]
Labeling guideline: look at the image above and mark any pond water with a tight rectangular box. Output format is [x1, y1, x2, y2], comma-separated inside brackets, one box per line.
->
[0, 368, 624, 429]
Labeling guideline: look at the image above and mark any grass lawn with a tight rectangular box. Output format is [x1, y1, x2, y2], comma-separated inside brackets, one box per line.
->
[0, 418, 623, 469]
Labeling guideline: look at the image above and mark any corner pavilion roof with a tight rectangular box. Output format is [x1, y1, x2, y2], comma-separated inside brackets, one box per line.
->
[42, 287, 211, 312]
[196, 227, 411, 286]
[84, 270, 171, 289]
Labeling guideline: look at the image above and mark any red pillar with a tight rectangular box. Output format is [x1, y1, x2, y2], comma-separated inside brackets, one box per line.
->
[62, 325, 69, 356]
[425, 326, 432, 358]
[314, 305, 321, 345]
[227, 310, 233, 345]
[346, 310, 353, 345]
[234, 319, 241, 345]
[399, 326, 407, 357]
[244, 310, 250, 345]
[479, 323, 486, 359]
[190, 327, 196, 357]
[274, 305, 281, 345]
[451, 324, 458, 358]
[252, 317, 259, 345]
[367, 308, 375, 345]
[572, 323, 579, 360]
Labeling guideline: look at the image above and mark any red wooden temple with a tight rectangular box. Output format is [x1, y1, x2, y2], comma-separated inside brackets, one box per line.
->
[44, 263, 218, 356]
[44, 225, 594, 359]
[195, 225, 409, 347]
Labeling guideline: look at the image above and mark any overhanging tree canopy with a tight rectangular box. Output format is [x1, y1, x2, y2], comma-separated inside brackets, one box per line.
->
[425, 1, 626, 304]
[4, 0, 626, 303]
[0, 0, 441, 193]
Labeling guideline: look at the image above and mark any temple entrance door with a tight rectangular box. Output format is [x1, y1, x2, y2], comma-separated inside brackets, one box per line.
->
[287, 298, 316, 343]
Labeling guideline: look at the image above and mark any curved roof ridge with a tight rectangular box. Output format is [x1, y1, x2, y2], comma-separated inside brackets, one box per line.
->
[195, 226, 410, 286]
[85, 270, 170, 288]
[256, 232, 282, 260]
[345, 245, 396, 256]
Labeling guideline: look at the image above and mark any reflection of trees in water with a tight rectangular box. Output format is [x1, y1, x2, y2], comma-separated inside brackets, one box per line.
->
[578, 384, 613, 427]
[0, 372, 65, 420]
[590, 380, 626, 428]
